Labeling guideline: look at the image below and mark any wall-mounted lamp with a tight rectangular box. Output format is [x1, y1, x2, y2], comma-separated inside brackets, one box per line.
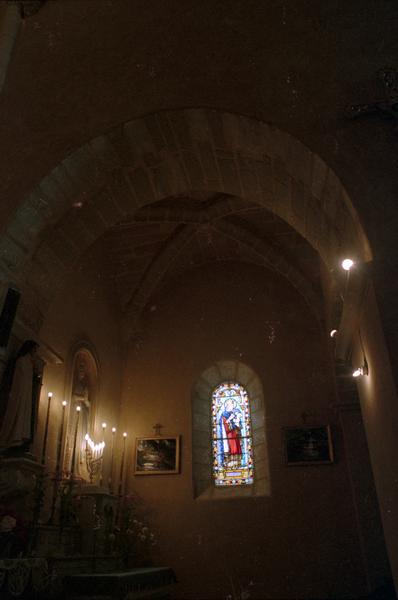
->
[330, 329, 338, 338]
[342, 258, 354, 271]
[353, 359, 369, 378]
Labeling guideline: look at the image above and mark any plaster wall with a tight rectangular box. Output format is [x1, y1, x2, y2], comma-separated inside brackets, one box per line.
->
[120, 261, 369, 599]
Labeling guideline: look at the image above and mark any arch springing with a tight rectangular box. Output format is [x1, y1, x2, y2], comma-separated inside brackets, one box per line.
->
[212, 382, 254, 486]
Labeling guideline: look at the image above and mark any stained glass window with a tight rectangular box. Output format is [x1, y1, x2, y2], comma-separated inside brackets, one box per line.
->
[211, 382, 254, 486]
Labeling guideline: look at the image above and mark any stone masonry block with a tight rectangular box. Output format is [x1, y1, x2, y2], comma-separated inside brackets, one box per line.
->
[61, 211, 97, 251]
[206, 110, 227, 149]
[198, 142, 221, 188]
[180, 151, 205, 189]
[311, 154, 328, 200]
[237, 157, 259, 195]
[78, 203, 108, 240]
[123, 119, 156, 163]
[186, 109, 212, 144]
[288, 139, 312, 187]
[45, 229, 80, 266]
[150, 163, 173, 199]
[168, 111, 193, 150]
[201, 365, 222, 388]
[254, 159, 273, 193]
[0, 236, 28, 272]
[93, 188, 123, 227]
[216, 360, 238, 381]
[194, 377, 212, 402]
[63, 144, 101, 188]
[236, 362, 255, 387]
[156, 113, 178, 153]
[127, 167, 157, 208]
[90, 135, 121, 170]
[291, 179, 306, 222]
[39, 167, 72, 216]
[143, 115, 166, 153]
[192, 412, 211, 433]
[218, 158, 241, 196]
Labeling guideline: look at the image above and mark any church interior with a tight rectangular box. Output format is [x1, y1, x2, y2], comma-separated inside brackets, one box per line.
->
[0, 1, 397, 598]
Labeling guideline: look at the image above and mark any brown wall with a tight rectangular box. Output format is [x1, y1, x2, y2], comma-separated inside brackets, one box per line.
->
[121, 262, 367, 599]
[35, 256, 123, 475]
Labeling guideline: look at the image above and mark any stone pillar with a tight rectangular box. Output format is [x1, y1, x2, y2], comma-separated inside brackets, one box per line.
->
[345, 276, 398, 594]
[334, 360, 393, 595]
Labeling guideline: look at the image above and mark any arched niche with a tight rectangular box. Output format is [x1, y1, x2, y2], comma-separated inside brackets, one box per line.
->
[192, 359, 269, 500]
[63, 343, 100, 481]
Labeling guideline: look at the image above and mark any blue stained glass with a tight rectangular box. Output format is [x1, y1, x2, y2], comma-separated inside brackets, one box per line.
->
[211, 382, 254, 486]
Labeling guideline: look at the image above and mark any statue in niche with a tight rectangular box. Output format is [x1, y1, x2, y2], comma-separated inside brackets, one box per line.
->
[0, 340, 44, 455]
[66, 351, 96, 481]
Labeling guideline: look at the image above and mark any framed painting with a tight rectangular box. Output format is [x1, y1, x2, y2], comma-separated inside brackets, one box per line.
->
[134, 436, 180, 475]
[284, 425, 334, 466]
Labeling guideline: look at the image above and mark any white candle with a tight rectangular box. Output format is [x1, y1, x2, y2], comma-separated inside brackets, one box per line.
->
[70, 406, 81, 477]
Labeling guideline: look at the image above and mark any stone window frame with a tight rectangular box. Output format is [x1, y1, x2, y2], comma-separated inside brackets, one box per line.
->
[192, 360, 269, 500]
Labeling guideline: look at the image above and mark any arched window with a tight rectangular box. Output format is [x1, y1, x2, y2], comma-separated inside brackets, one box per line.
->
[212, 382, 253, 486]
[192, 360, 269, 500]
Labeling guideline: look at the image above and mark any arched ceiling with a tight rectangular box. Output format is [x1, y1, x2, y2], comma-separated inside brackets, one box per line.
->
[88, 194, 323, 333]
[0, 108, 368, 339]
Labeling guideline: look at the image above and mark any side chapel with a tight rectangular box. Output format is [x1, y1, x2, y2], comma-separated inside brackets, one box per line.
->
[0, 1, 397, 599]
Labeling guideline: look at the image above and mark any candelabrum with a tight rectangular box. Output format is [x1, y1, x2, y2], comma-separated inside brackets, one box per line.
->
[85, 434, 105, 485]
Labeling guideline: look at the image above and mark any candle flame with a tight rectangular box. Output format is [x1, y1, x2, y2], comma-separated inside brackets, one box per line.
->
[84, 433, 105, 453]
[102, 422, 107, 429]
[112, 427, 116, 433]
[76, 406, 81, 412]
[48, 392, 53, 398]
[62, 400, 67, 407]
[123, 432, 127, 438]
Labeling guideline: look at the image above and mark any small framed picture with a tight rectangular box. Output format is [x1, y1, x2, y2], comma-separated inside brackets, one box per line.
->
[134, 436, 180, 475]
[284, 425, 334, 466]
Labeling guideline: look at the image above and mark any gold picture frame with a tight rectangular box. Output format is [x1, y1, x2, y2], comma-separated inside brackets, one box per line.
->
[134, 436, 180, 475]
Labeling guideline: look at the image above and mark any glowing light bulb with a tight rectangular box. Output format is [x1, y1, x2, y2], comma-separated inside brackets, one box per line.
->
[353, 368, 363, 377]
[102, 422, 107, 430]
[76, 406, 81, 412]
[342, 258, 354, 271]
[48, 392, 53, 398]
[62, 400, 67, 407]
[112, 427, 116, 433]
[123, 432, 127, 438]
[330, 329, 338, 338]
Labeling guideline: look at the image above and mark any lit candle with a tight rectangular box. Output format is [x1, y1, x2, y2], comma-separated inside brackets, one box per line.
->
[108, 427, 116, 493]
[99, 422, 107, 487]
[55, 401, 67, 476]
[41, 392, 53, 465]
[49, 400, 67, 523]
[70, 406, 81, 477]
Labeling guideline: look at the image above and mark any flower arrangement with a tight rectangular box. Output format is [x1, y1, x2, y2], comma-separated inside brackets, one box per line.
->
[114, 494, 157, 568]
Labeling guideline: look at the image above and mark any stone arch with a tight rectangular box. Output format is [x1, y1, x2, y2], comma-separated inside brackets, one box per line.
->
[0, 108, 371, 339]
[192, 359, 269, 500]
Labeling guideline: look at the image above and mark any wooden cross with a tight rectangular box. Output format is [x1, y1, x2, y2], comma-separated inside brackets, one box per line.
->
[153, 423, 163, 436]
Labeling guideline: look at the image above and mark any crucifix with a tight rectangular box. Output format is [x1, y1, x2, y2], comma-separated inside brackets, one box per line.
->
[153, 423, 164, 437]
